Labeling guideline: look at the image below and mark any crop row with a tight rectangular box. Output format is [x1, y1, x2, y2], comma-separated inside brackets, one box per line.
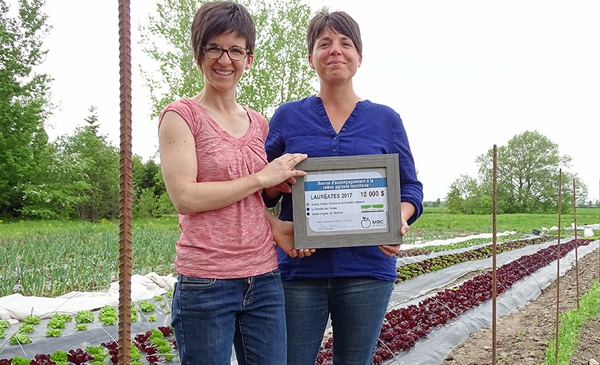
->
[396, 236, 554, 282]
[0, 295, 178, 364]
[1, 326, 177, 365]
[315, 239, 595, 364]
[0, 228, 179, 297]
[398, 233, 526, 256]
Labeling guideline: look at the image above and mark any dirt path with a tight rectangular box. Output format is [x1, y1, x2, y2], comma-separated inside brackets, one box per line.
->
[440, 247, 600, 365]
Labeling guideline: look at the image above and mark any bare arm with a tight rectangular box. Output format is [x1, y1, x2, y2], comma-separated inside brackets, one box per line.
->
[159, 111, 307, 214]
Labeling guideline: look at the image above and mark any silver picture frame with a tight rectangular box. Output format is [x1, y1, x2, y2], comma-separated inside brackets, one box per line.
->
[292, 154, 402, 249]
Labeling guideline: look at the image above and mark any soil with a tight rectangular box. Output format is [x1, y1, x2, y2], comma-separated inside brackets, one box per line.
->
[440, 248, 600, 365]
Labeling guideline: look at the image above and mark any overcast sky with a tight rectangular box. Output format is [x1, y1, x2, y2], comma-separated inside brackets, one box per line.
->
[34, 1, 600, 202]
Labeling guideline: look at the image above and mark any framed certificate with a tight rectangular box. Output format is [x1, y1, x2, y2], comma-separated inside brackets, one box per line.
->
[292, 154, 401, 249]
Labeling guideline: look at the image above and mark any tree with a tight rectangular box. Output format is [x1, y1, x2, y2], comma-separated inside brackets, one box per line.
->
[138, 0, 316, 119]
[132, 155, 173, 218]
[0, 0, 53, 217]
[445, 174, 491, 214]
[132, 155, 161, 199]
[20, 141, 91, 219]
[474, 130, 587, 214]
[239, 0, 315, 117]
[138, 0, 198, 118]
[51, 107, 121, 221]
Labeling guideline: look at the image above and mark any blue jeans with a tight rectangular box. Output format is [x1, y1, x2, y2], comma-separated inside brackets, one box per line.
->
[172, 270, 287, 365]
[283, 277, 394, 365]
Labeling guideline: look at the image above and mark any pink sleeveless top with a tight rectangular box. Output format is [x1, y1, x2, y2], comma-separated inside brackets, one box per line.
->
[159, 99, 278, 279]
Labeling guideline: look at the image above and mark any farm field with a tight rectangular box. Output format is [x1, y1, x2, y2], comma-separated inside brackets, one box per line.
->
[440, 249, 600, 365]
[0, 210, 599, 364]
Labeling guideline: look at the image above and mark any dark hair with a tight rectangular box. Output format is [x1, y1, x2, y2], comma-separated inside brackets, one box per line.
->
[306, 8, 362, 56]
[191, 1, 256, 65]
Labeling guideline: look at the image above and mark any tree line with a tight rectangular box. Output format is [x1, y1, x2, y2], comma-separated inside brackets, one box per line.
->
[445, 130, 589, 214]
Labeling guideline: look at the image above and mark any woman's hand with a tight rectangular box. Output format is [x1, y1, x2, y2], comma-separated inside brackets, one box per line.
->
[271, 218, 316, 258]
[378, 214, 410, 257]
[379, 244, 401, 257]
[265, 207, 315, 258]
[257, 153, 308, 189]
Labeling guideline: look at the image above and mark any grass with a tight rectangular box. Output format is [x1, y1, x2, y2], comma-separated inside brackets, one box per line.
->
[413, 206, 599, 232]
[402, 207, 600, 244]
[542, 279, 600, 365]
[0, 216, 179, 240]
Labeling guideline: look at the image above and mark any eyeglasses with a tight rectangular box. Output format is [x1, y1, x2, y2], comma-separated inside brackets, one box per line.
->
[202, 45, 250, 61]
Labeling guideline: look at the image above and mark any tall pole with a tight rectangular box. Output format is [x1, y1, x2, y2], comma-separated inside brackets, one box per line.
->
[554, 169, 562, 364]
[117, 0, 133, 364]
[491, 145, 498, 365]
[572, 179, 579, 309]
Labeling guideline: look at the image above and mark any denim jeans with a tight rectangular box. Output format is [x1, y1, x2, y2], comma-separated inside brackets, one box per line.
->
[172, 270, 287, 365]
[283, 277, 394, 365]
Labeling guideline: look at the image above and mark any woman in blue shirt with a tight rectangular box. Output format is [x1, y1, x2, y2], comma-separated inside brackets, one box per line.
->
[264, 8, 424, 365]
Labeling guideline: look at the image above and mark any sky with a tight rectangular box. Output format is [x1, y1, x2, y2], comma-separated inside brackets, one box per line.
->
[31, 1, 600, 203]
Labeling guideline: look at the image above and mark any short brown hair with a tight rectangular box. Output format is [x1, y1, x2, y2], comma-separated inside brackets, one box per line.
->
[191, 1, 256, 65]
[306, 8, 362, 56]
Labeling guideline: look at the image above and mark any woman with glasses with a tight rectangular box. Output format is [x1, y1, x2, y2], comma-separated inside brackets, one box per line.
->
[264, 8, 424, 365]
[158, 1, 311, 364]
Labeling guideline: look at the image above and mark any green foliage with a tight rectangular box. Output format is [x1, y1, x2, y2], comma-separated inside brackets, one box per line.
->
[133, 152, 164, 197]
[9, 332, 32, 345]
[23, 315, 41, 325]
[446, 131, 588, 214]
[75, 309, 94, 324]
[542, 280, 600, 364]
[138, 300, 156, 312]
[155, 192, 176, 216]
[139, 0, 316, 119]
[98, 305, 118, 326]
[47, 313, 71, 329]
[134, 187, 159, 218]
[133, 156, 174, 218]
[414, 233, 525, 253]
[0, 218, 180, 296]
[10, 356, 31, 365]
[54, 118, 120, 221]
[45, 328, 62, 337]
[445, 174, 491, 214]
[84, 345, 108, 362]
[18, 106, 120, 220]
[396, 236, 554, 283]
[406, 206, 600, 241]
[0, 0, 54, 217]
[240, 0, 316, 117]
[131, 305, 138, 322]
[50, 349, 69, 362]
[139, 0, 198, 119]
[130, 342, 143, 361]
[19, 323, 35, 333]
